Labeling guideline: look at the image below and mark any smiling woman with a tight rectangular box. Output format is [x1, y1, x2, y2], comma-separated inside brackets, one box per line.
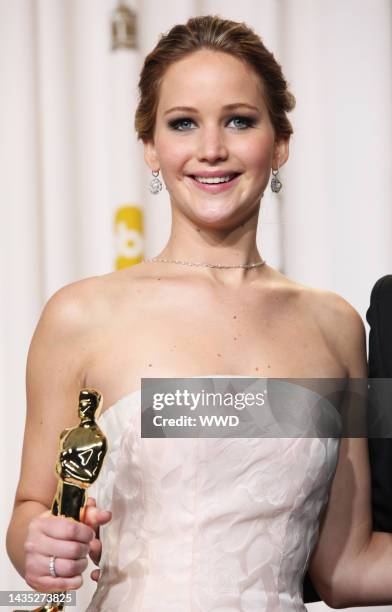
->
[6, 13, 392, 612]
[142, 47, 289, 231]
[136, 17, 294, 232]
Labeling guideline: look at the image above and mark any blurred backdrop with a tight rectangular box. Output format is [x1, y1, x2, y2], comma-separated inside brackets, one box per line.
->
[1, 1, 391, 610]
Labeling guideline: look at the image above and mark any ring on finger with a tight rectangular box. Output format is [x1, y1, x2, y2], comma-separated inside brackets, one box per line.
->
[49, 555, 58, 578]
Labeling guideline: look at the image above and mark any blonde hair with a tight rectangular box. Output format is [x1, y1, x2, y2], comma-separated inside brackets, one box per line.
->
[135, 15, 296, 142]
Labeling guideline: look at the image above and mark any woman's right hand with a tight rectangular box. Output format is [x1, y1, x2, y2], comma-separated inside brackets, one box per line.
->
[24, 511, 95, 592]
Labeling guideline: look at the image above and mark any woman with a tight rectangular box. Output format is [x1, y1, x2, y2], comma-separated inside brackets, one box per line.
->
[6, 15, 391, 611]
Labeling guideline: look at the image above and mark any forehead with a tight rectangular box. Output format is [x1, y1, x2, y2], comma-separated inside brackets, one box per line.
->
[156, 49, 266, 113]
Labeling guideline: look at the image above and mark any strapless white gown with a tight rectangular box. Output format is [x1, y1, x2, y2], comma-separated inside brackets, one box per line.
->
[86, 377, 340, 612]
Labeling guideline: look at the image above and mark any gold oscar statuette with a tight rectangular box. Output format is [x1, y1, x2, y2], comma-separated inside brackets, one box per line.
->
[15, 388, 107, 612]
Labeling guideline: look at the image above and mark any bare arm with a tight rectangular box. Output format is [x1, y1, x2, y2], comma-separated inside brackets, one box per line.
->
[309, 294, 392, 608]
[6, 280, 96, 579]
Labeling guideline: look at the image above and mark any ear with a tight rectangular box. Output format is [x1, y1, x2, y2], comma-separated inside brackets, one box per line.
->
[143, 140, 159, 172]
[272, 138, 289, 170]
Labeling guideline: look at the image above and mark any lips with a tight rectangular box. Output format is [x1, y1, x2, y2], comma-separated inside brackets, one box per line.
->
[186, 173, 241, 194]
[189, 170, 240, 178]
[193, 174, 238, 184]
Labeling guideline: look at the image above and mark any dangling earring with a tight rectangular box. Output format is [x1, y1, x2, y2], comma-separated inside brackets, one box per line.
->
[149, 170, 163, 195]
[271, 166, 282, 193]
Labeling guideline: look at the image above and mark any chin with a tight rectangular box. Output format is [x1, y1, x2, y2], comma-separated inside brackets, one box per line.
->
[190, 209, 246, 231]
[189, 198, 257, 229]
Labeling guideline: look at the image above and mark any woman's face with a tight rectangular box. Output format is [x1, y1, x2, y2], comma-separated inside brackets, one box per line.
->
[144, 49, 288, 228]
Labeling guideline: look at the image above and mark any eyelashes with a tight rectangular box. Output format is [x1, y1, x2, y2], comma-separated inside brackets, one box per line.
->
[229, 116, 257, 130]
[167, 115, 257, 132]
[168, 118, 195, 131]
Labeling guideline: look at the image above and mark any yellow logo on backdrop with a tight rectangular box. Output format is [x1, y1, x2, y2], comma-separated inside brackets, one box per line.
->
[114, 205, 144, 270]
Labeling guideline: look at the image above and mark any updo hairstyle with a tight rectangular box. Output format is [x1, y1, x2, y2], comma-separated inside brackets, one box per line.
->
[135, 15, 296, 142]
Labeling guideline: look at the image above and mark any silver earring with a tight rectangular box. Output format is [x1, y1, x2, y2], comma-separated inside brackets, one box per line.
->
[271, 167, 282, 193]
[149, 170, 163, 195]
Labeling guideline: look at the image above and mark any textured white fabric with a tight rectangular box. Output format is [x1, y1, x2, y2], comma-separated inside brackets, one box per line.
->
[86, 380, 340, 612]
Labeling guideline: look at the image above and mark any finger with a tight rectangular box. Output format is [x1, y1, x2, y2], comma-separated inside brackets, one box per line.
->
[88, 537, 102, 565]
[26, 573, 83, 593]
[83, 506, 112, 530]
[31, 553, 88, 579]
[80, 497, 96, 522]
[90, 568, 100, 582]
[25, 534, 90, 560]
[36, 515, 94, 543]
[51, 556, 88, 578]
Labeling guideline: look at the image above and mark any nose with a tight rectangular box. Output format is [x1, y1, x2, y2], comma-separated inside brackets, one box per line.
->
[196, 126, 229, 164]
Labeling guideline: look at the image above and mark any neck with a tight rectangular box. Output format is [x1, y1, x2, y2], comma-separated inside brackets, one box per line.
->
[164, 208, 261, 264]
[149, 212, 264, 287]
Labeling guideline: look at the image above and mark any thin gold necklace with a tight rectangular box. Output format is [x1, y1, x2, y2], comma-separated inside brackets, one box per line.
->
[142, 257, 266, 270]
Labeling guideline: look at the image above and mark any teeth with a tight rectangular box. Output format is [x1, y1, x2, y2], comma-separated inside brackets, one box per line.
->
[194, 175, 234, 184]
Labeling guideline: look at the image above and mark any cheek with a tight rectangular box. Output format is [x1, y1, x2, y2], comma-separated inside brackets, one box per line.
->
[232, 132, 275, 171]
[252, 146, 273, 171]
[156, 138, 192, 178]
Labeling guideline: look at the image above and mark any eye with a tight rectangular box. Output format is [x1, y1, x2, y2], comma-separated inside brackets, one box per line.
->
[168, 117, 196, 131]
[227, 116, 256, 129]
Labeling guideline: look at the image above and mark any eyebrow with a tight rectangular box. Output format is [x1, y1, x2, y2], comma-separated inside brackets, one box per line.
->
[164, 103, 260, 115]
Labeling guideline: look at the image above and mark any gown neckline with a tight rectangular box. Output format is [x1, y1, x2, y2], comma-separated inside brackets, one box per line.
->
[99, 374, 259, 420]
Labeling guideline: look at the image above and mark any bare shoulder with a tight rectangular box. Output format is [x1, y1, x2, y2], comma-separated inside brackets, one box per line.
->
[304, 286, 364, 334]
[36, 268, 140, 334]
[297, 282, 366, 376]
[306, 287, 365, 349]
[266, 268, 366, 376]
[39, 274, 110, 330]
[26, 272, 125, 410]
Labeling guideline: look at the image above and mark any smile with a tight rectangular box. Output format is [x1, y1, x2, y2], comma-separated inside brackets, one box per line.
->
[187, 173, 241, 193]
[195, 175, 234, 184]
